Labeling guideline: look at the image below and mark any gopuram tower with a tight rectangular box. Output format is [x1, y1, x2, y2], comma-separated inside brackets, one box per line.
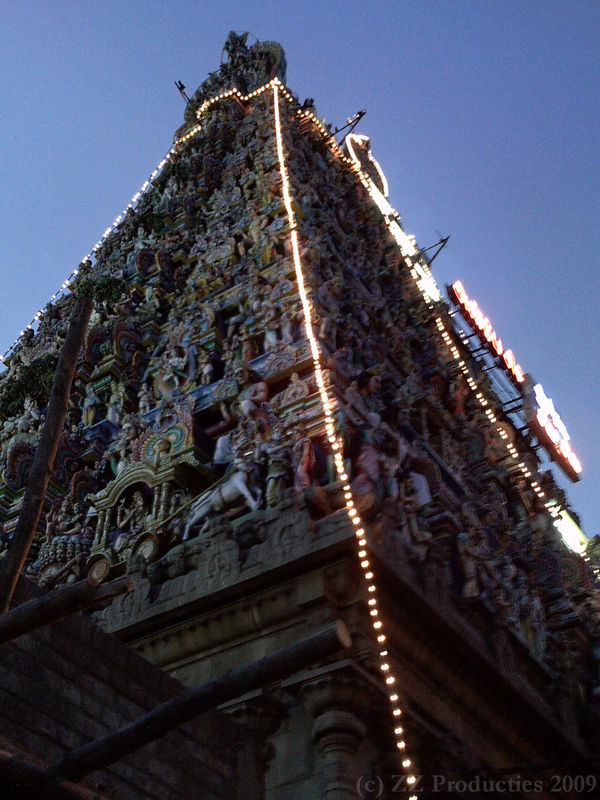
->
[0, 33, 598, 798]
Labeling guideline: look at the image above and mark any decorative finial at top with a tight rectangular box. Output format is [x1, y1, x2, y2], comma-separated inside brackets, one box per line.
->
[181, 33, 287, 129]
[222, 31, 250, 69]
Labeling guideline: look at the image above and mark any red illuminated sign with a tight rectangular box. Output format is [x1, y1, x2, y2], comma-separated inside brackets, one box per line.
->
[449, 281, 525, 385]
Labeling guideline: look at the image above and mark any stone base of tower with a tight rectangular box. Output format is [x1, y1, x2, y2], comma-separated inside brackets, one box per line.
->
[94, 498, 593, 800]
[0, 578, 262, 800]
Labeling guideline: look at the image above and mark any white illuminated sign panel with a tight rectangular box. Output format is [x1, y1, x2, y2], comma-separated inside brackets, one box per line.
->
[532, 383, 582, 477]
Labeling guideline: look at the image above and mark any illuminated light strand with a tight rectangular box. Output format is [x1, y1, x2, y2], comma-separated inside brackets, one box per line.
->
[1, 76, 282, 365]
[343, 132, 583, 548]
[285, 100, 441, 306]
[345, 133, 389, 197]
[272, 83, 416, 789]
[191, 78, 280, 123]
[1, 140, 178, 364]
[430, 310, 586, 549]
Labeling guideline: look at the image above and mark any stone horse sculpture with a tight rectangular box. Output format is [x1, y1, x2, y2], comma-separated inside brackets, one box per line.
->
[183, 458, 262, 540]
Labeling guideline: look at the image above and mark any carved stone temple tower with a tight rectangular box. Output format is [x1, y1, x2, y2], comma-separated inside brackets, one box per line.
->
[1, 34, 598, 799]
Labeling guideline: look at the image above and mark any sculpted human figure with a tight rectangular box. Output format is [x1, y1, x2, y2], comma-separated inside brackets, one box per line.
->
[111, 417, 141, 476]
[17, 396, 41, 434]
[44, 497, 71, 542]
[327, 346, 354, 381]
[261, 425, 291, 507]
[157, 346, 188, 397]
[528, 585, 547, 659]
[106, 380, 126, 426]
[138, 285, 161, 317]
[345, 371, 382, 426]
[193, 349, 212, 385]
[378, 426, 406, 502]
[81, 384, 101, 427]
[400, 474, 432, 561]
[56, 502, 86, 540]
[280, 372, 309, 406]
[137, 382, 154, 416]
[456, 527, 479, 597]
[114, 491, 147, 552]
[292, 422, 315, 493]
[237, 325, 257, 363]
[165, 490, 186, 540]
[281, 306, 300, 344]
[125, 225, 157, 272]
[159, 175, 179, 213]
[349, 424, 382, 514]
[232, 364, 269, 420]
[262, 301, 280, 352]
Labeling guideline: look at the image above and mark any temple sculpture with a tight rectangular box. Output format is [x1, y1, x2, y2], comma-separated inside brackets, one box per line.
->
[0, 33, 597, 799]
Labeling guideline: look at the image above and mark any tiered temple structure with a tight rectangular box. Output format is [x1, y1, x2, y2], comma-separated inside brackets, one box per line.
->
[0, 33, 598, 798]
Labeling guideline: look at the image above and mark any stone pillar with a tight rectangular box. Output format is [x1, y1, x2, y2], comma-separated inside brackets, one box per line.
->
[102, 507, 112, 546]
[159, 483, 171, 519]
[93, 509, 106, 547]
[230, 693, 284, 769]
[300, 674, 370, 800]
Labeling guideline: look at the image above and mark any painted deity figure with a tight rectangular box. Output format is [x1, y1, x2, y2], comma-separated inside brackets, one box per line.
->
[262, 301, 280, 352]
[137, 383, 154, 416]
[106, 381, 126, 426]
[233, 364, 269, 420]
[456, 528, 479, 597]
[81, 384, 101, 427]
[114, 491, 147, 553]
[400, 474, 432, 561]
[280, 372, 309, 406]
[344, 371, 383, 427]
[292, 423, 316, 493]
[127, 225, 156, 262]
[157, 346, 188, 398]
[197, 349, 214, 385]
[111, 417, 141, 476]
[261, 425, 291, 507]
[17, 396, 41, 434]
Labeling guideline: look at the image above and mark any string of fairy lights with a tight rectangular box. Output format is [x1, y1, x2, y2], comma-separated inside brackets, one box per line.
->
[0, 145, 184, 364]
[0, 79, 287, 367]
[272, 81, 417, 796]
[319, 111, 578, 545]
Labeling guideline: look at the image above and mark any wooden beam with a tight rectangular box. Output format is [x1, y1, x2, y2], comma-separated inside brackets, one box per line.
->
[49, 620, 351, 782]
[0, 576, 133, 645]
[0, 293, 93, 612]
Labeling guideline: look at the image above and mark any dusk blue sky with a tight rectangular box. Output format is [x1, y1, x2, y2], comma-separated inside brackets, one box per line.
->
[1, 2, 598, 535]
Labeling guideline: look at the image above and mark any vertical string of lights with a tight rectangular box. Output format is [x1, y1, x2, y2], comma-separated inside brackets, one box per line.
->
[272, 80, 418, 797]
